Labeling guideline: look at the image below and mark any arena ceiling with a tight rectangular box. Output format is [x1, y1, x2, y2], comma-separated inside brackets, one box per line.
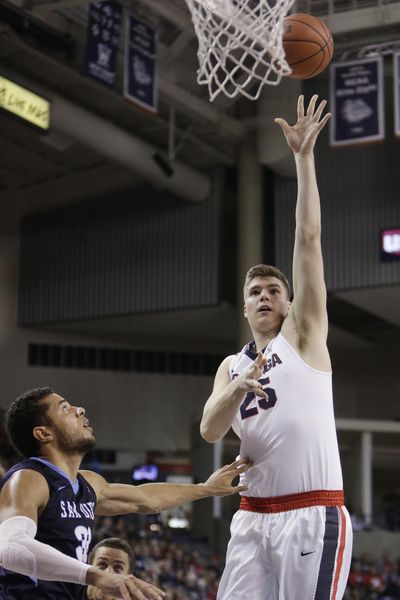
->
[1, 0, 400, 348]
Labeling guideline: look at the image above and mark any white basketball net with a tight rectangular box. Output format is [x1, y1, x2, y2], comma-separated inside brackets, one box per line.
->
[185, 0, 294, 101]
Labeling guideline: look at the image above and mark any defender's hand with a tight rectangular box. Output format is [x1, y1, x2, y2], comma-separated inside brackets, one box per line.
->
[203, 457, 252, 496]
[274, 94, 331, 156]
[236, 352, 267, 399]
[88, 570, 165, 600]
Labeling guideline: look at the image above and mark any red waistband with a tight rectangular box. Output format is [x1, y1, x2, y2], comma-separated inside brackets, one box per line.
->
[240, 490, 344, 513]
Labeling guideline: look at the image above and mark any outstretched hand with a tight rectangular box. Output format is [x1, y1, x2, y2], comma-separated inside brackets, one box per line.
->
[274, 94, 330, 156]
[89, 570, 165, 600]
[203, 457, 252, 496]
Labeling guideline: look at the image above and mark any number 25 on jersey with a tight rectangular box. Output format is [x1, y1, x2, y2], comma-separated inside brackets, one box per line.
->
[240, 376, 277, 420]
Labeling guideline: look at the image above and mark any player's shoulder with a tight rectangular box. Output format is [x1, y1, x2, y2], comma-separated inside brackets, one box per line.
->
[217, 354, 236, 374]
[0, 467, 50, 512]
[79, 469, 107, 491]
[5, 467, 47, 486]
[221, 354, 236, 367]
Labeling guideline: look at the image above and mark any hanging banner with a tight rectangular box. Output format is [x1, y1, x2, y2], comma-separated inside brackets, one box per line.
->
[394, 52, 400, 137]
[330, 57, 384, 146]
[124, 14, 158, 113]
[83, 1, 122, 88]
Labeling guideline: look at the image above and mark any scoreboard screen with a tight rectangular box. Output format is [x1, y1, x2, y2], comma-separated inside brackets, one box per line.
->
[380, 228, 400, 261]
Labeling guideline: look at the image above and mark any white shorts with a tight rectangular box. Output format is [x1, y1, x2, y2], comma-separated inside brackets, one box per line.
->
[217, 505, 353, 600]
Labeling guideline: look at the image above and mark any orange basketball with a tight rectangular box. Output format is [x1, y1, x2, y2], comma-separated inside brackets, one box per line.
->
[282, 13, 334, 80]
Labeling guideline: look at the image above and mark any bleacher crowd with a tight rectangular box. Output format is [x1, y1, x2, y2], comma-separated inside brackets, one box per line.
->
[93, 515, 400, 600]
[345, 551, 400, 600]
[93, 515, 223, 599]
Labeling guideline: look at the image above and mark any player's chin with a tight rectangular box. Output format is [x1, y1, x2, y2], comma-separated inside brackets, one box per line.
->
[81, 434, 96, 452]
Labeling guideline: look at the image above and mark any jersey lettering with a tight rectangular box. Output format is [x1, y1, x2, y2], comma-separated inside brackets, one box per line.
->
[74, 525, 92, 562]
[240, 376, 277, 420]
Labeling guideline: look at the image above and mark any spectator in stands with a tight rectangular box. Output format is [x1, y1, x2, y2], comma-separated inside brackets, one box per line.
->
[348, 560, 367, 599]
[365, 565, 386, 597]
[87, 537, 135, 600]
[381, 564, 400, 600]
[350, 511, 368, 532]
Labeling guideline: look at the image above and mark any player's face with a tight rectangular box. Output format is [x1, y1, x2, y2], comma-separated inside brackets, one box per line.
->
[41, 393, 96, 453]
[88, 547, 131, 600]
[244, 276, 290, 333]
[92, 547, 131, 574]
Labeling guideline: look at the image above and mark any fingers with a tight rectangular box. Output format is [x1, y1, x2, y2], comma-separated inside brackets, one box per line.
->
[306, 94, 329, 126]
[251, 381, 267, 398]
[254, 352, 267, 370]
[274, 117, 290, 135]
[297, 94, 304, 118]
[306, 93, 318, 117]
[246, 378, 267, 398]
[278, 95, 329, 130]
[229, 457, 252, 469]
[232, 484, 249, 493]
[235, 462, 252, 474]
[134, 578, 165, 600]
[317, 112, 331, 131]
[125, 580, 147, 600]
[255, 387, 267, 399]
[250, 353, 266, 377]
[314, 98, 327, 122]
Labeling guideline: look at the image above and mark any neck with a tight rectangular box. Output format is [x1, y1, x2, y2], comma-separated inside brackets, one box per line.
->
[38, 449, 83, 480]
[253, 329, 280, 353]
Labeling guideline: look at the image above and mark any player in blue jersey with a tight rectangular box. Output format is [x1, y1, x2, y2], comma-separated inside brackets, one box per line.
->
[0, 387, 250, 600]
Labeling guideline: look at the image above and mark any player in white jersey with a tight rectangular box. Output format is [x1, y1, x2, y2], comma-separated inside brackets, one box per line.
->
[200, 95, 353, 600]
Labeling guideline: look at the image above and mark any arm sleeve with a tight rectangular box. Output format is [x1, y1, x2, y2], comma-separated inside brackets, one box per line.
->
[0, 516, 90, 585]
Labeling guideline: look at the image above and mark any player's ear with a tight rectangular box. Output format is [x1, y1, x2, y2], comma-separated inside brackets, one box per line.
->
[244, 303, 248, 318]
[33, 425, 53, 444]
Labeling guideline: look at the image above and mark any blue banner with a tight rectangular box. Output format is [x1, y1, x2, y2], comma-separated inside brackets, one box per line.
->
[83, 1, 122, 88]
[394, 52, 400, 137]
[330, 58, 384, 146]
[124, 14, 158, 113]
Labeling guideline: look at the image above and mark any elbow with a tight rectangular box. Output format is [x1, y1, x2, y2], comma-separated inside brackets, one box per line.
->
[200, 422, 221, 444]
[296, 225, 321, 242]
[142, 501, 161, 514]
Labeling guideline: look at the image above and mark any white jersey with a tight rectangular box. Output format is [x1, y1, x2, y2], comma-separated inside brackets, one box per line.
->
[230, 333, 343, 498]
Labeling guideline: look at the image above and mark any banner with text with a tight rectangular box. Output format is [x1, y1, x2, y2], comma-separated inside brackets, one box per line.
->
[124, 14, 158, 113]
[393, 52, 400, 137]
[83, 1, 122, 88]
[330, 57, 384, 146]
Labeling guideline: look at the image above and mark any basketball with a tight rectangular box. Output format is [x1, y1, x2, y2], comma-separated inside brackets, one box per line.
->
[282, 13, 334, 80]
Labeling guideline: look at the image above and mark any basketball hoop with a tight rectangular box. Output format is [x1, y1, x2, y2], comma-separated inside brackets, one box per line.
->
[184, 0, 294, 101]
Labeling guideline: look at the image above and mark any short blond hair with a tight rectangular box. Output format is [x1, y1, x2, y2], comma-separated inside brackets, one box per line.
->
[243, 264, 291, 299]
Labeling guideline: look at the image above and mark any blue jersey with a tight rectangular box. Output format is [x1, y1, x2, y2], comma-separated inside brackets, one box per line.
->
[0, 458, 97, 600]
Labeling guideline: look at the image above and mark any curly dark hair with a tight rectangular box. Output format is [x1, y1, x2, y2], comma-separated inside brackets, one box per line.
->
[6, 387, 54, 458]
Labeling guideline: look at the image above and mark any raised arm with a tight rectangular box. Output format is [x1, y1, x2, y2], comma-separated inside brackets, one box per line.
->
[275, 95, 331, 368]
[82, 457, 250, 516]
